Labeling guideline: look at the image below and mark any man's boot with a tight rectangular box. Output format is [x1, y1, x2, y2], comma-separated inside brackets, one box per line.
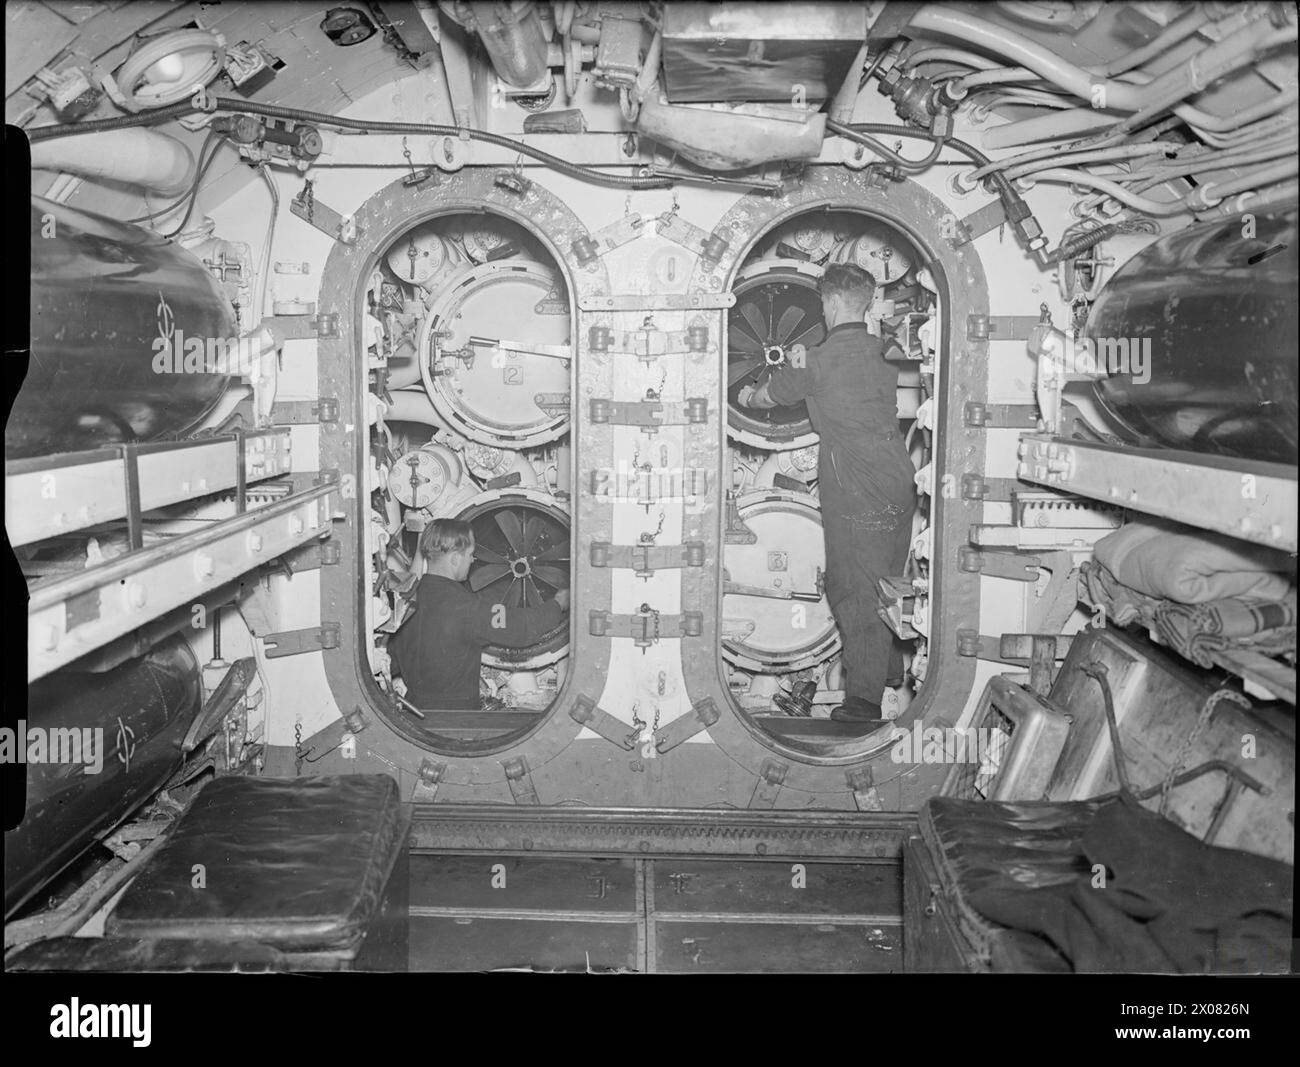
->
[829, 696, 890, 728]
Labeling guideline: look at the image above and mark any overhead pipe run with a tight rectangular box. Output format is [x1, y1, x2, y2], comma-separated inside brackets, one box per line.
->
[906, 4, 1147, 110]
[975, 42, 1297, 148]
[26, 95, 673, 190]
[30, 128, 197, 196]
[906, 1, 1280, 118]
[1090, 22, 1296, 145]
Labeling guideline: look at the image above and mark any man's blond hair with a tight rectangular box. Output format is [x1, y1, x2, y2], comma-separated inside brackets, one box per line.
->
[419, 518, 473, 559]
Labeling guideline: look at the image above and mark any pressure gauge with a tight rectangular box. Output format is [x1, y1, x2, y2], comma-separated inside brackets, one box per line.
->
[465, 443, 509, 480]
[459, 220, 515, 262]
[789, 445, 819, 472]
[388, 448, 449, 510]
[386, 232, 451, 286]
[833, 232, 913, 283]
[787, 224, 835, 259]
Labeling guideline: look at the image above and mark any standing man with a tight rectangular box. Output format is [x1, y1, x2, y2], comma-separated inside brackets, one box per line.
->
[390, 518, 569, 710]
[737, 264, 914, 729]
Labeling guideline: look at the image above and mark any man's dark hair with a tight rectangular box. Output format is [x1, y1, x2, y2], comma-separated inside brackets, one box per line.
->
[819, 263, 877, 310]
[419, 517, 474, 559]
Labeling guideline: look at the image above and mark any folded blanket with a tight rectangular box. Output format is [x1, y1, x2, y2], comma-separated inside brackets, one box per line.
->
[1079, 560, 1157, 629]
[1093, 519, 1294, 603]
[1079, 561, 1296, 668]
[1155, 597, 1297, 669]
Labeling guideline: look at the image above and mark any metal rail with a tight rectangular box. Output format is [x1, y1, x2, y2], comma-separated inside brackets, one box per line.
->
[28, 482, 336, 681]
[5, 430, 293, 547]
[1017, 435, 1297, 553]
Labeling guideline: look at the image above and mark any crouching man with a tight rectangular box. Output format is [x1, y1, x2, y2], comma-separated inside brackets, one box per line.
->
[389, 518, 569, 710]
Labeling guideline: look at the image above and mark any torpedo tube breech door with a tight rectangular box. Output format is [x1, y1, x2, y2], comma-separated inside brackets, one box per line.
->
[367, 212, 572, 752]
[723, 210, 931, 752]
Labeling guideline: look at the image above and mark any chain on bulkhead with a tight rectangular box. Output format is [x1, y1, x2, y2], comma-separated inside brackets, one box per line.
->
[640, 510, 666, 545]
[625, 699, 661, 749]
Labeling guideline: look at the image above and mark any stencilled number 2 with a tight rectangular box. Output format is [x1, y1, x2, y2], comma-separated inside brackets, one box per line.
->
[502, 366, 522, 385]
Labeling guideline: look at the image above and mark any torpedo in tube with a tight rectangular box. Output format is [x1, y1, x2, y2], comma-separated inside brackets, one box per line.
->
[5, 0, 1296, 985]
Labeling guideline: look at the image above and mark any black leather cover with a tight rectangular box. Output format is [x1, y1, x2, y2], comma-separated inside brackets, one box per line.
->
[919, 796, 1106, 966]
[921, 796, 1107, 896]
[920, 795, 1293, 973]
[106, 775, 405, 952]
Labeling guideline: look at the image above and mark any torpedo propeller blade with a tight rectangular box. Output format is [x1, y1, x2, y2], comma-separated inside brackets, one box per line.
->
[469, 564, 511, 591]
[728, 357, 765, 387]
[494, 509, 526, 553]
[532, 565, 568, 588]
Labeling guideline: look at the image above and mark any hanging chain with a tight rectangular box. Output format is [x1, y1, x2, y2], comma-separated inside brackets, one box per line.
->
[402, 136, 417, 182]
[294, 721, 305, 775]
[626, 701, 645, 748]
[625, 700, 663, 748]
[639, 510, 666, 545]
[1158, 688, 1252, 816]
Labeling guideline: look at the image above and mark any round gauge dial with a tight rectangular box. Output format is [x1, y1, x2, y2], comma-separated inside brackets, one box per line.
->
[833, 231, 913, 284]
[386, 230, 452, 286]
[387, 448, 449, 510]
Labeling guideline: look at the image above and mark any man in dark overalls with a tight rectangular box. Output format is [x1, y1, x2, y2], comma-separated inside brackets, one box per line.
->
[390, 519, 569, 709]
[738, 264, 914, 728]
